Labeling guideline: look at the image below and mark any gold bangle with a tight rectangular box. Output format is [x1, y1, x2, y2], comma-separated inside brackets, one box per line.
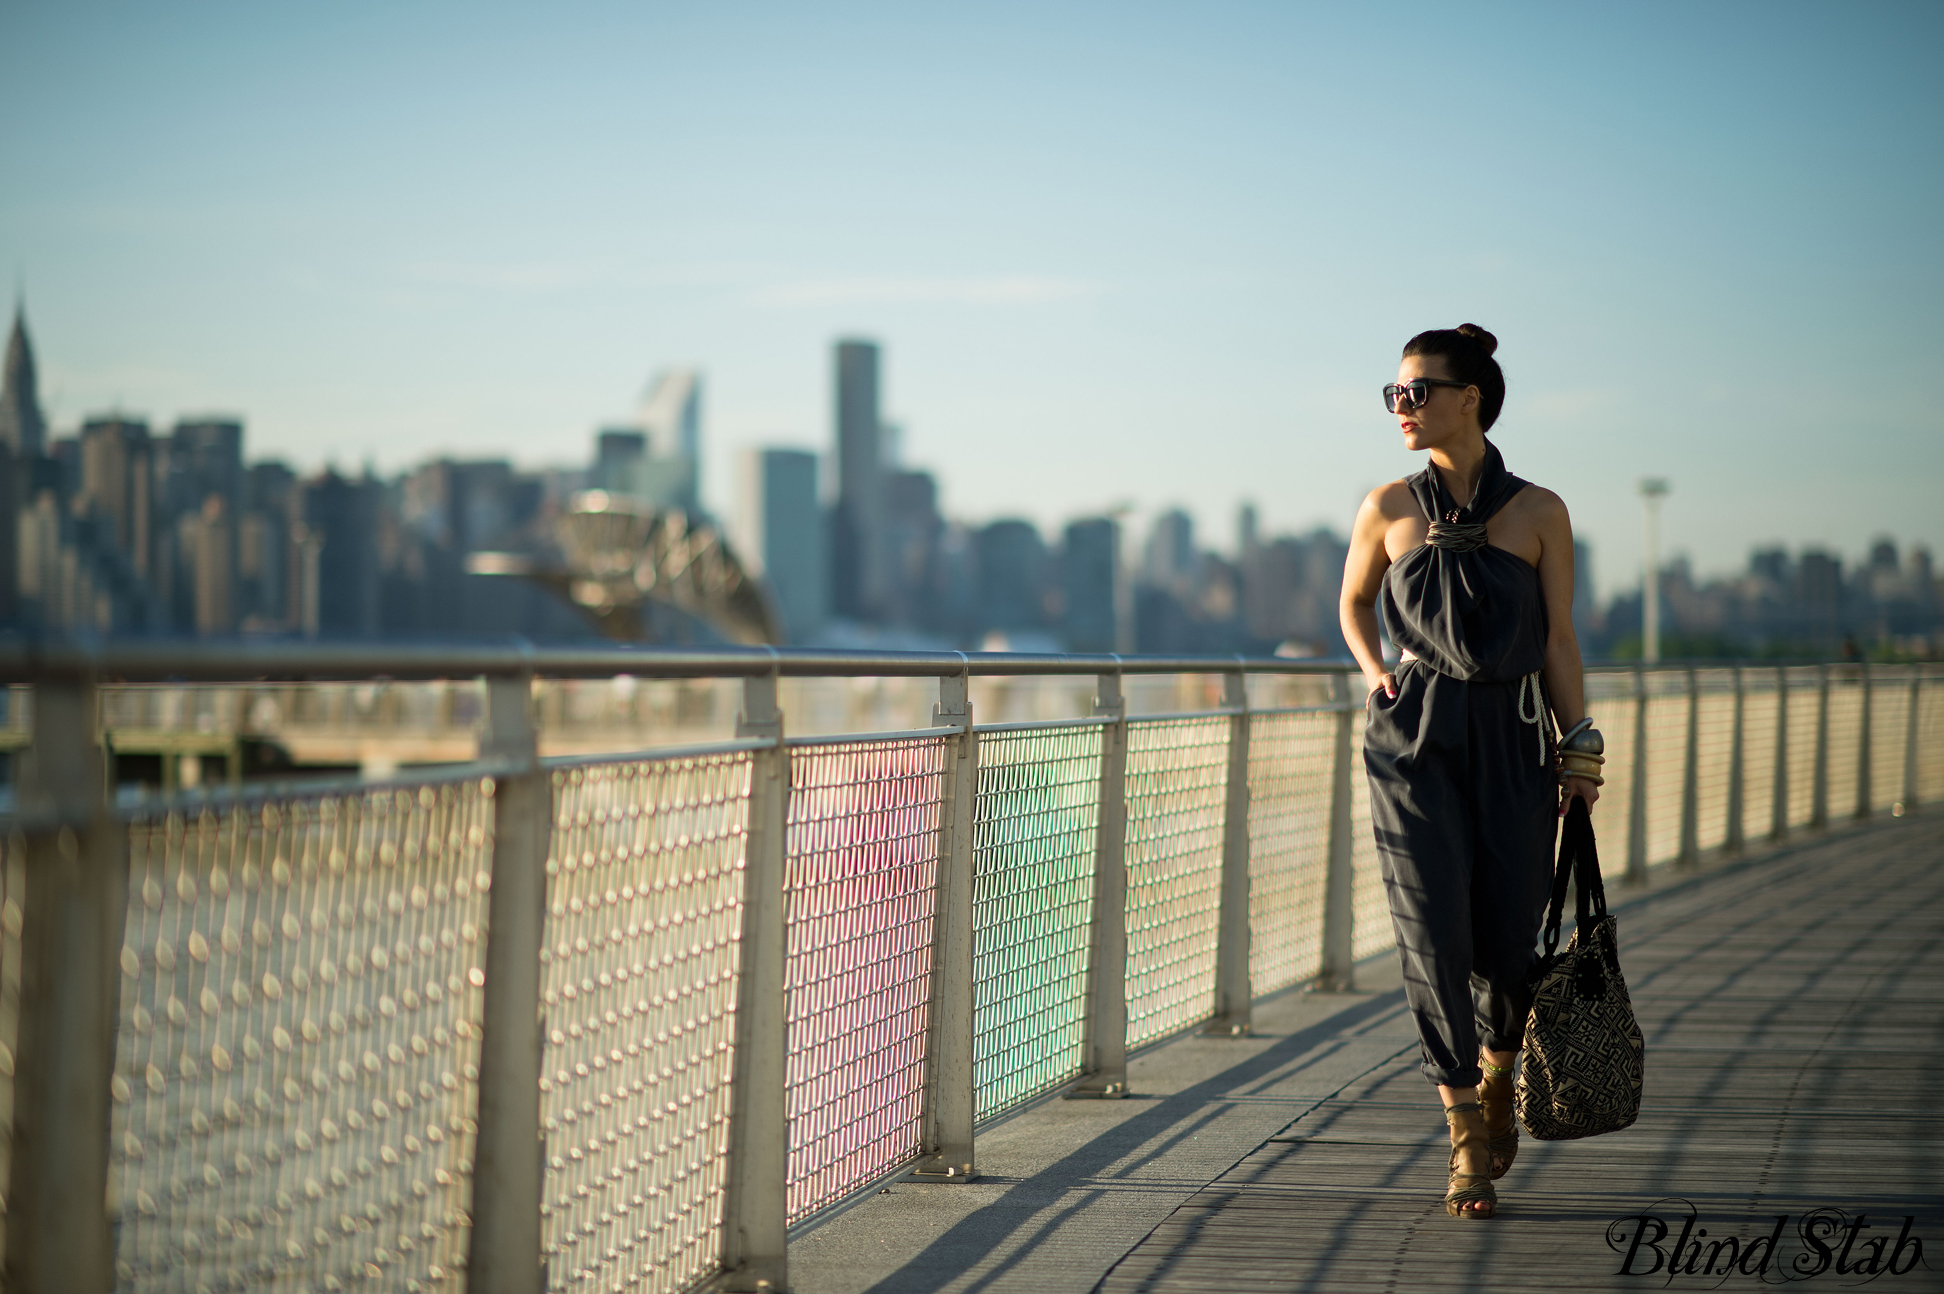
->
[1558, 758, 1605, 787]
[1557, 724, 1605, 786]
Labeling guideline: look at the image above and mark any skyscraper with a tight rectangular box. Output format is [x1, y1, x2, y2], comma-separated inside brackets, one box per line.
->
[733, 448, 827, 643]
[79, 416, 155, 580]
[1241, 529, 1348, 652]
[832, 339, 885, 620]
[1798, 550, 1843, 645]
[48, 435, 81, 501]
[973, 519, 1049, 636]
[241, 461, 297, 629]
[594, 430, 648, 497]
[0, 447, 18, 624]
[303, 469, 381, 637]
[1141, 509, 1196, 593]
[401, 458, 528, 555]
[162, 418, 244, 633]
[187, 495, 235, 635]
[883, 468, 942, 630]
[639, 369, 702, 463]
[1060, 518, 1119, 652]
[0, 303, 47, 457]
[591, 370, 704, 513]
[0, 308, 37, 623]
[394, 457, 543, 635]
[165, 418, 245, 520]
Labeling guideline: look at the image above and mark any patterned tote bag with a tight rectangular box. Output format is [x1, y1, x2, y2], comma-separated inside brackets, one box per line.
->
[1516, 797, 1645, 1140]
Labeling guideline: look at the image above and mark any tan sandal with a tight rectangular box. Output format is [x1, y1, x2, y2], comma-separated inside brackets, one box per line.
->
[1478, 1057, 1518, 1180]
[1443, 1100, 1497, 1218]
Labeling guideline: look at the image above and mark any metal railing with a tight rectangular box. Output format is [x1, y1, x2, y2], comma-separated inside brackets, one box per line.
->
[0, 643, 1936, 1294]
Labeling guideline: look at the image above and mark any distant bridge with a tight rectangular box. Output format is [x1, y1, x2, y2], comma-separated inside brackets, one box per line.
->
[466, 491, 780, 646]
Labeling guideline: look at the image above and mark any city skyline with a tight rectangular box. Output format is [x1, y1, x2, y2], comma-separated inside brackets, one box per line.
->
[5, 302, 1930, 661]
[8, 293, 1934, 610]
[3, 3, 1941, 599]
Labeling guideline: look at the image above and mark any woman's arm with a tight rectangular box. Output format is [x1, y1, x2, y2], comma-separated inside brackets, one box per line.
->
[1532, 489, 1600, 809]
[1340, 487, 1399, 698]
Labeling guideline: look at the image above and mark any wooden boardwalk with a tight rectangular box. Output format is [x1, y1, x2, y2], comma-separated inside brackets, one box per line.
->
[1096, 815, 1944, 1293]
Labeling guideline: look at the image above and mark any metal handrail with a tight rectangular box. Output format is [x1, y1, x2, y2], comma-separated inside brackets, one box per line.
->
[0, 636, 1900, 685]
[0, 650, 1931, 1294]
[0, 639, 1354, 683]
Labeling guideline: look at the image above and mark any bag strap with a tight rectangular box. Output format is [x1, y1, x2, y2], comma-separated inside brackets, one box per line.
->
[1541, 797, 1607, 957]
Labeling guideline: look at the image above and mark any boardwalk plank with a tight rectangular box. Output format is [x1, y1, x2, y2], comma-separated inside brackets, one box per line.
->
[1096, 817, 1944, 1294]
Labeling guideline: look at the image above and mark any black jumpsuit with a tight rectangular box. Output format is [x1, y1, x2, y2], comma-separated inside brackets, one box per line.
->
[1364, 441, 1558, 1091]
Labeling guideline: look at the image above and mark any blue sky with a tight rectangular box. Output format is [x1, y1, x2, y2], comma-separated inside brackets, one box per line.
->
[2, 1, 1939, 600]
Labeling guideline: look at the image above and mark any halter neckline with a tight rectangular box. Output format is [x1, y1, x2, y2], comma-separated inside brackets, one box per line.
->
[1380, 440, 1549, 683]
[1410, 442, 1524, 527]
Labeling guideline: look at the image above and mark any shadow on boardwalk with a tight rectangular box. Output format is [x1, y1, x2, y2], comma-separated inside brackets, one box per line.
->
[1097, 815, 1944, 1293]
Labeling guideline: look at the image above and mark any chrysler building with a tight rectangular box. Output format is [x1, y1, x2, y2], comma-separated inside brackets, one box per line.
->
[0, 301, 47, 456]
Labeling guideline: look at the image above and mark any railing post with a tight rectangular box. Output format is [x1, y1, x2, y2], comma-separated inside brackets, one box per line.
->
[467, 675, 548, 1294]
[1854, 662, 1873, 821]
[1724, 665, 1746, 855]
[1314, 671, 1357, 991]
[1771, 665, 1790, 842]
[913, 674, 977, 1179]
[1625, 667, 1649, 884]
[1204, 670, 1252, 1036]
[716, 673, 790, 1291]
[1810, 663, 1830, 830]
[1898, 669, 1922, 816]
[1677, 667, 1700, 869]
[1069, 671, 1129, 1098]
[5, 673, 124, 1294]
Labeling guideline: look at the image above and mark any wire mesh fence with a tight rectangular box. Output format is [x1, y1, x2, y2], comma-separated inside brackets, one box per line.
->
[539, 753, 750, 1294]
[110, 781, 493, 1294]
[1586, 672, 1638, 869]
[6, 655, 1944, 1294]
[1692, 671, 1738, 854]
[1122, 717, 1229, 1049]
[1741, 675, 1784, 841]
[1346, 720, 1390, 963]
[1784, 670, 1822, 829]
[1825, 670, 1865, 822]
[1244, 712, 1334, 997]
[1871, 669, 1914, 812]
[970, 724, 1102, 1121]
[1642, 674, 1690, 866]
[1920, 676, 1944, 806]
[782, 736, 948, 1221]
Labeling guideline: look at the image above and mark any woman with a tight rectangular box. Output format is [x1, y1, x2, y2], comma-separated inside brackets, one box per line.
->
[1338, 323, 1602, 1219]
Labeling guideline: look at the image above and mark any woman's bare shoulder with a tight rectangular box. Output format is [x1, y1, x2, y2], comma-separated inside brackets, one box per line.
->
[1509, 482, 1570, 525]
[1361, 478, 1421, 519]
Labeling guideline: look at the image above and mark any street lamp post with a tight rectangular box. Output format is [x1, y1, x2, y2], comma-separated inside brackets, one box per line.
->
[1639, 478, 1670, 663]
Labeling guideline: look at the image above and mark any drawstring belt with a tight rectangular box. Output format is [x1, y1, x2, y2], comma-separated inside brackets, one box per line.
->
[1392, 654, 1551, 767]
[1517, 671, 1548, 767]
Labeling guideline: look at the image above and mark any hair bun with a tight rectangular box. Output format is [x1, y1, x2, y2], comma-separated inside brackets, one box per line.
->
[1455, 323, 1498, 356]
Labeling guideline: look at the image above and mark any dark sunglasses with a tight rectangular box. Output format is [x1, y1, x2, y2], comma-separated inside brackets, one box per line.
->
[1382, 378, 1471, 413]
